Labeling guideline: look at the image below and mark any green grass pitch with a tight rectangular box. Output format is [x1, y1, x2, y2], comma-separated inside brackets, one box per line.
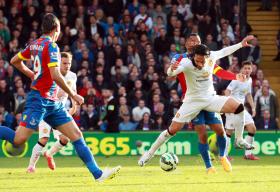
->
[0, 156, 280, 192]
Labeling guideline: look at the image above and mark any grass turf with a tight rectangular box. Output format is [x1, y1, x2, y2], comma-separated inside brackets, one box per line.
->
[0, 156, 280, 192]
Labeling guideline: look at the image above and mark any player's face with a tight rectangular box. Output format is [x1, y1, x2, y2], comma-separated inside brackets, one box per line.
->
[185, 36, 201, 53]
[194, 54, 206, 69]
[60, 57, 71, 76]
[241, 65, 252, 77]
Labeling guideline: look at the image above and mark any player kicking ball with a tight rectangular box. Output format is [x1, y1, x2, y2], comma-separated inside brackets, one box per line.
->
[0, 13, 120, 182]
[139, 36, 255, 171]
[27, 52, 77, 173]
[173, 33, 244, 173]
[224, 61, 259, 160]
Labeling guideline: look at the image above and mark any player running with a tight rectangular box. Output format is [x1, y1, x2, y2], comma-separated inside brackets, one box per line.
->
[0, 13, 120, 182]
[139, 36, 255, 170]
[224, 61, 259, 160]
[27, 52, 77, 173]
[173, 33, 243, 173]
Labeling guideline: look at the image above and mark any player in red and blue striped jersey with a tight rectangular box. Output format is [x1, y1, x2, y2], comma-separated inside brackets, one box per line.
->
[0, 13, 120, 182]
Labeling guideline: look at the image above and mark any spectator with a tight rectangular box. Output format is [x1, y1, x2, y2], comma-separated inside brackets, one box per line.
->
[205, 33, 218, 51]
[83, 104, 99, 131]
[136, 112, 155, 131]
[132, 99, 151, 122]
[118, 112, 137, 131]
[273, 29, 280, 61]
[119, 96, 130, 120]
[154, 27, 172, 58]
[255, 86, 279, 124]
[0, 79, 15, 112]
[14, 87, 26, 113]
[245, 36, 261, 65]
[133, 5, 153, 30]
[256, 110, 279, 130]
[257, 0, 272, 11]
[101, 87, 119, 133]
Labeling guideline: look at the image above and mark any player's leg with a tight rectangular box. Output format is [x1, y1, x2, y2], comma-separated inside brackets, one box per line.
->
[207, 112, 232, 172]
[46, 105, 120, 182]
[138, 121, 185, 166]
[193, 111, 214, 173]
[139, 101, 200, 166]
[243, 111, 259, 160]
[225, 129, 234, 157]
[205, 96, 252, 149]
[27, 121, 52, 172]
[46, 131, 69, 157]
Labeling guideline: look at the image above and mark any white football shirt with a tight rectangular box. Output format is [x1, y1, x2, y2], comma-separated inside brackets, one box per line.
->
[227, 77, 252, 104]
[57, 71, 77, 106]
[167, 43, 243, 101]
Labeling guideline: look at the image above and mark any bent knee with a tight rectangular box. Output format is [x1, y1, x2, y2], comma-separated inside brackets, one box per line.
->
[234, 104, 244, 114]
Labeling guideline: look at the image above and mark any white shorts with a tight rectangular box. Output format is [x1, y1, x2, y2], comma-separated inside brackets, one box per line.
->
[172, 95, 229, 123]
[225, 110, 254, 130]
[38, 120, 62, 140]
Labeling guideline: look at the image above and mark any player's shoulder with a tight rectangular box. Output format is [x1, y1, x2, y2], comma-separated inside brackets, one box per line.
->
[67, 71, 77, 79]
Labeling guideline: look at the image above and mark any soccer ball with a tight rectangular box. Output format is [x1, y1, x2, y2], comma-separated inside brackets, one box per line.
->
[160, 152, 179, 172]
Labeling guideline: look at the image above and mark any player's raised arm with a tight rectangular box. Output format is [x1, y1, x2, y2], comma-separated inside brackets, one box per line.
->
[167, 58, 190, 77]
[213, 64, 246, 81]
[10, 46, 34, 80]
[211, 35, 255, 61]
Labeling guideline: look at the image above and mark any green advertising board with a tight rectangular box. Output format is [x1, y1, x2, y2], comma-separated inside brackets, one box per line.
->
[0, 131, 279, 157]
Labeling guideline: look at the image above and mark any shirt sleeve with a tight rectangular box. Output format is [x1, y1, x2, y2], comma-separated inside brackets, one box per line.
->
[213, 64, 237, 80]
[226, 80, 236, 91]
[47, 42, 60, 68]
[72, 74, 77, 92]
[210, 43, 242, 61]
[17, 45, 31, 60]
[167, 58, 191, 77]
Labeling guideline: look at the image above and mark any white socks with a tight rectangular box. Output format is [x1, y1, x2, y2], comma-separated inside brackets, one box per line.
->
[233, 111, 245, 141]
[148, 130, 173, 155]
[225, 135, 231, 156]
[245, 135, 254, 156]
[28, 143, 44, 168]
[47, 140, 64, 156]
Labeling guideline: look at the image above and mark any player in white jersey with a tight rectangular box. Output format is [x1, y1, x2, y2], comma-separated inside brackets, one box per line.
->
[27, 52, 77, 173]
[138, 35, 255, 169]
[224, 61, 259, 160]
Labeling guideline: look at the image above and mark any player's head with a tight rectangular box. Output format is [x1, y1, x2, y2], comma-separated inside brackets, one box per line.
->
[185, 33, 201, 53]
[60, 52, 72, 76]
[241, 60, 253, 77]
[192, 44, 210, 69]
[101, 86, 114, 99]
[42, 13, 60, 42]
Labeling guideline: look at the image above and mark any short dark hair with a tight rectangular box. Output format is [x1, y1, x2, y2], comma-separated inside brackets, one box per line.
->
[241, 60, 253, 67]
[186, 33, 199, 39]
[192, 44, 210, 56]
[42, 13, 59, 34]
[61, 52, 72, 60]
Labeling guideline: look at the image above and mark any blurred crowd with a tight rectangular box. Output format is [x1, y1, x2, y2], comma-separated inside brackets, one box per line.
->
[0, 0, 278, 132]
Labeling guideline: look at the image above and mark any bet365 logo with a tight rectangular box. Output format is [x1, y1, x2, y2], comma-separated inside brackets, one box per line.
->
[1, 141, 28, 157]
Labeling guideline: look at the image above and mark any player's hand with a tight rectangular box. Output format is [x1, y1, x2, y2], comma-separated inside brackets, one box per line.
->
[252, 109, 256, 117]
[171, 61, 180, 71]
[72, 94, 84, 105]
[68, 107, 76, 116]
[241, 35, 255, 47]
[236, 73, 246, 82]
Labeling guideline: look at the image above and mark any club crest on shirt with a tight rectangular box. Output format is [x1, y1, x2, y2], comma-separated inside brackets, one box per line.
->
[175, 112, 180, 118]
[207, 59, 214, 67]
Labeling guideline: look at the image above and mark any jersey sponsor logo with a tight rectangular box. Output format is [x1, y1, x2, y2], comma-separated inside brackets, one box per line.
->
[175, 112, 180, 118]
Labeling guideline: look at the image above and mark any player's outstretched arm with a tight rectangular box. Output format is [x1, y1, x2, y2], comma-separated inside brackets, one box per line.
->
[10, 54, 34, 80]
[211, 35, 255, 60]
[213, 65, 246, 81]
[246, 94, 256, 117]
[49, 67, 84, 105]
[167, 58, 190, 77]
